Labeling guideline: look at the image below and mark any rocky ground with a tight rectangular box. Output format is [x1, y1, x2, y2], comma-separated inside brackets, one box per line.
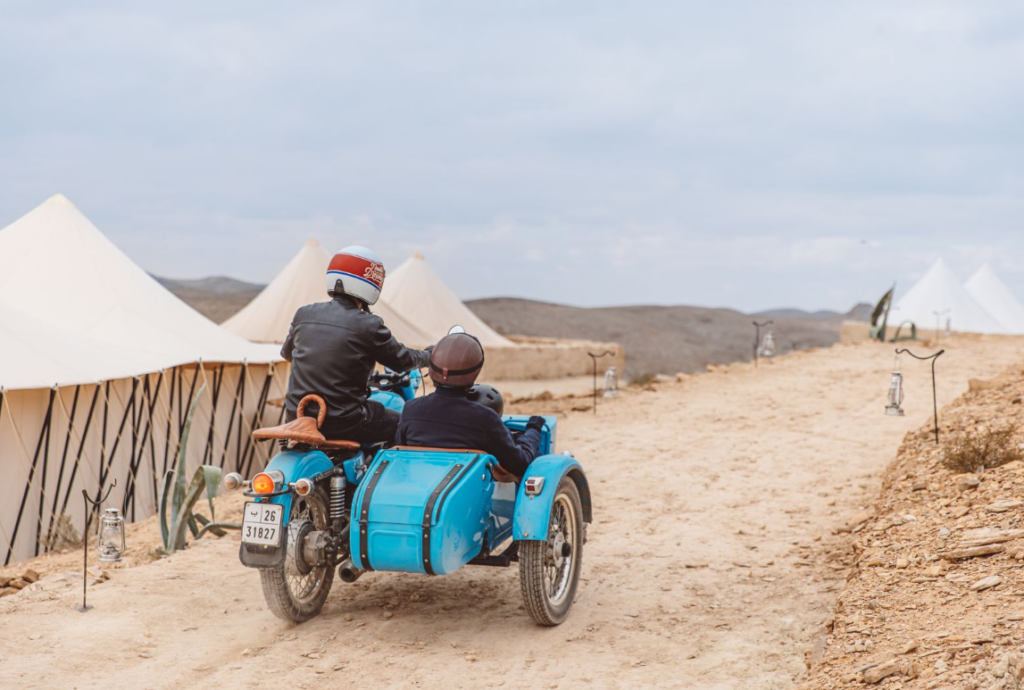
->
[801, 362, 1024, 689]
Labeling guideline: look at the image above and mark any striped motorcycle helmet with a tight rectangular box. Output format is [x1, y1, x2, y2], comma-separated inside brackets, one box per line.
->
[325, 245, 386, 305]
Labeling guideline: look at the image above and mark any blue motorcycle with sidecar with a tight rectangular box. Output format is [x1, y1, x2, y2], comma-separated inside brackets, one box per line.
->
[226, 369, 592, 626]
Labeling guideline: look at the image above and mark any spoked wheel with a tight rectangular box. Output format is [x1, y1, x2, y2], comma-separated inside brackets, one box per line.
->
[259, 488, 334, 623]
[519, 477, 583, 626]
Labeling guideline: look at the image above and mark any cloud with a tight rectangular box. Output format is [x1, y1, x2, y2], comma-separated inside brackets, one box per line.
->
[1, 0, 1024, 310]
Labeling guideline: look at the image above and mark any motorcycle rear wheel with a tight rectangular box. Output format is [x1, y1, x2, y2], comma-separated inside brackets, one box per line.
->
[259, 488, 334, 623]
[518, 477, 583, 626]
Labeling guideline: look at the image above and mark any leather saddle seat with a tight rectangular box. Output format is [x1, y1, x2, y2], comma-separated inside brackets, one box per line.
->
[252, 394, 360, 451]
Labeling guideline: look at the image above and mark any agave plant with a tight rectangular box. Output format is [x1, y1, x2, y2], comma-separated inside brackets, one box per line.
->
[158, 385, 241, 554]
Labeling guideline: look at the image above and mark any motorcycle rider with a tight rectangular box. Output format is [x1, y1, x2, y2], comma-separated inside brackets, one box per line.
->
[281, 245, 432, 445]
[394, 330, 546, 477]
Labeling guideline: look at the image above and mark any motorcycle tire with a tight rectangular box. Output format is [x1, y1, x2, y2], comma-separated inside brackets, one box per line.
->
[518, 476, 583, 626]
[259, 488, 334, 623]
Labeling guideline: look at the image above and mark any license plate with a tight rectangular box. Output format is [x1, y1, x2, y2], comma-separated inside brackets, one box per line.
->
[242, 502, 283, 546]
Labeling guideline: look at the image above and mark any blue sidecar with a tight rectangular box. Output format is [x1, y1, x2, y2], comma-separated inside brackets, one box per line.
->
[232, 370, 592, 627]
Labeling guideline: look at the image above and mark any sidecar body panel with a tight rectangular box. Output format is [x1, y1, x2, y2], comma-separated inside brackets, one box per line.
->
[350, 449, 496, 575]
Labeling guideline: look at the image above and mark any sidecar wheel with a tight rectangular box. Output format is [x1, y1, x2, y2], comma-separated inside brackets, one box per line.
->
[259, 488, 334, 623]
[518, 476, 583, 626]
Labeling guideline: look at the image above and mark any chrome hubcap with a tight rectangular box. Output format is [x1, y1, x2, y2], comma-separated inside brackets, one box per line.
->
[285, 496, 329, 603]
[544, 493, 576, 606]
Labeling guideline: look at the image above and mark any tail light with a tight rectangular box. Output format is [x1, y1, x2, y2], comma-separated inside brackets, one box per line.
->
[524, 477, 545, 496]
[252, 472, 276, 495]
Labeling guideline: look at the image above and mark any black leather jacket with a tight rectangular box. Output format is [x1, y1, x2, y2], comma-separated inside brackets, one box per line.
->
[395, 387, 542, 476]
[281, 297, 432, 427]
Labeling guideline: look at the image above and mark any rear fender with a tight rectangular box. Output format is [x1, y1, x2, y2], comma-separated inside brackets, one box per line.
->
[259, 449, 334, 523]
[239, 449, 332, 569]
[512, 455, 592, 541]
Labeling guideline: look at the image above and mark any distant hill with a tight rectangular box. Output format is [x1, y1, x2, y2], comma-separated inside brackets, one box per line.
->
[466, 298, 853, 376]
[844, 302, 874, 322]
[154, 275, 264, 293]
[752, 303, 872, 322]
[156, 275, 264, 324]
[752, 308, 842, 320]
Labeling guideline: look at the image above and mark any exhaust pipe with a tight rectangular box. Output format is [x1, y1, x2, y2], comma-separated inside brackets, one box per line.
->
[338, 559, 364, 584]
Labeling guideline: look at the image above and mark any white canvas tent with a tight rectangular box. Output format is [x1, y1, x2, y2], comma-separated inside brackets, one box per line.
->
[0, 194, 279, 371]
[0, 195, 287, 565]
[891, 258, 1006, 335]
[222, 239, 433, 346]
[380, 253, 514, 347]
[0, 301, 152, 390]
[965, 264, 1024, 334]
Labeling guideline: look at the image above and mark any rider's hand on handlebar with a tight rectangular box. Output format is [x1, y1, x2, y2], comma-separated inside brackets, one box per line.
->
[527, 415, 546, 432]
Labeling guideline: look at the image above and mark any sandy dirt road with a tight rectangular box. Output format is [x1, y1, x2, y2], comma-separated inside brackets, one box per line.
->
[2, 337, 1023, 690]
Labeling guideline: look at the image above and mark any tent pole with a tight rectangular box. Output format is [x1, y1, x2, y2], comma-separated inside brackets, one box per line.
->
[171, 363, 200, 474]
[6, 389, 55, 565]
[56, 385, 101, 525]
[46, 385, 80, 548]
[35, 389, 57, 556]
[127, 378, 139, 520]
[242, 366, 273, 478]
[145, 374, 162, 511]
[203, 364, 225, 467]
[161, 368, 177, 477]
[123, 377, 142, 518]
[0, 391, 8, 562]
[234, 364, 247, 470]
[95, 381, 135, 525]
[218, 366, 245, 469]
[124, 375, 162, 518]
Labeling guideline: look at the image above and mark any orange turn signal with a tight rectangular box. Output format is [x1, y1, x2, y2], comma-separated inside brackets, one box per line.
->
[252, 472, 276, 494]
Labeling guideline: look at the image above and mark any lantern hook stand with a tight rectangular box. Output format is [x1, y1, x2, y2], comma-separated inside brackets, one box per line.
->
[77, 480, 116, 613]
[588, 351, 615, 415]
[895, 348, 945, 445]
[753, 320, 774, 368]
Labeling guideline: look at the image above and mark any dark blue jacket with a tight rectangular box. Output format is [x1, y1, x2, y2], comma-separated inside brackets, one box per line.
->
[282, 297, 431, 426]
[395, 387, 541, 476]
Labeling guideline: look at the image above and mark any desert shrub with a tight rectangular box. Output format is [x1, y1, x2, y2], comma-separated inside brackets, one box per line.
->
[630, 372, 657, 387]
[942, 423, 1022, 474]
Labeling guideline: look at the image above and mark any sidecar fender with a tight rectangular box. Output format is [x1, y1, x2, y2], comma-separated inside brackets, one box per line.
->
[513, 455, 592, 541]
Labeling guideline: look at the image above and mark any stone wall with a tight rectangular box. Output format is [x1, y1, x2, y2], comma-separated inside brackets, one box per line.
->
[480, 336, 625, 381]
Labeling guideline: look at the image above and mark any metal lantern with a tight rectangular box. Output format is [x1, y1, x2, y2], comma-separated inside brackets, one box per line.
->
[603, 367, 618, 398]
[885, 355, 905, 416]
[759, 330, 776, 358]
[97, 507, 125, 563]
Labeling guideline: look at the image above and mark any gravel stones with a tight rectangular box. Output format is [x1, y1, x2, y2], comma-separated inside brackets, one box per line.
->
[969, 575, 1002, 591]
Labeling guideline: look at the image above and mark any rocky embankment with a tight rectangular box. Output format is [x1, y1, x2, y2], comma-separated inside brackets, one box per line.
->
[803, 366, 1024, 689]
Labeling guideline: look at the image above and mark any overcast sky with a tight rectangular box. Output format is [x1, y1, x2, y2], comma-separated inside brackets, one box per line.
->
[2, 1, 1023, 312]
